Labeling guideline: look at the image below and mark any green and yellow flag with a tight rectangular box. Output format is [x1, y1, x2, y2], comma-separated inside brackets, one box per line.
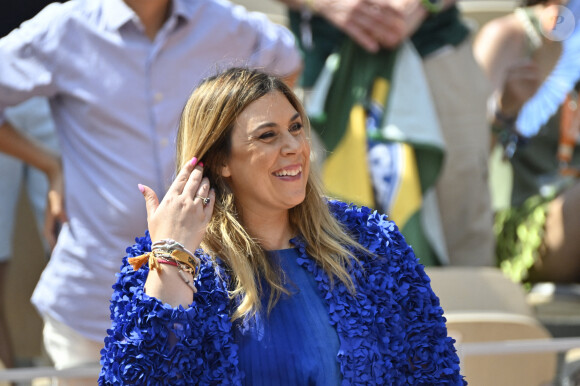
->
[309, 40, 447, 266]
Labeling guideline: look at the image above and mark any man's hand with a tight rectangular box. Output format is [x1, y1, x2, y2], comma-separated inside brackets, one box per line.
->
[43, 162, 66, 250]
[0, 121, 66, 250]
[311, 0, 407, 52]
[391, 0, 428, 41]
[280, 0, 456, 52]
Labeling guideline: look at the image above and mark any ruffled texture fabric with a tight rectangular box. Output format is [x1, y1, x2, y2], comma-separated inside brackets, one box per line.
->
[99, 234, 242, 385]
[301, 201, 464, 385]
[99, 201, 464, 385]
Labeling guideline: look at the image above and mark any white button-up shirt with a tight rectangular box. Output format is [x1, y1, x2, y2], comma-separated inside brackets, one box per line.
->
[0, 0, 301, 340]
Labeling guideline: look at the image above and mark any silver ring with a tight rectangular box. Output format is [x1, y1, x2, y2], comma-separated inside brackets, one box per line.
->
[196, 195, 210, 206]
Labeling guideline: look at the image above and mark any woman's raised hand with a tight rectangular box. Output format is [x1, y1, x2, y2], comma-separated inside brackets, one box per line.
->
[139, 157, 215, 252]
[138, 157, 215, 307]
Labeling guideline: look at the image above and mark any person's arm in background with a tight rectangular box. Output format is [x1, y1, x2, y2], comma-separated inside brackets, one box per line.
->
[393, 0, 458, 43]
[473, 13, 542, 130]
[282, 69, 302, 89]
[227, 1, 303, 86]
[278, 0, 405, 51]
[0, 121, 65, 249]
[277, 0, 457, 52]
[0, 3, 70, 249]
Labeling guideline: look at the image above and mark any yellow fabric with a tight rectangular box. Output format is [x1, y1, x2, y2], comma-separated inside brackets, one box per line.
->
[320, 74, 422, 229]
[171, 249, 200, 273]
[371, 78, 389, 108]
[322, 104, 374, 207]
[128, 249, 199, 273]
[128, 253, 153, 271]
[389, 144, 422, 227]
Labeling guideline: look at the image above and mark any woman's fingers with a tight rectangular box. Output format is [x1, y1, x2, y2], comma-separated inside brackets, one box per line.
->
[192, 177, 211, 208]
[183, 162, 205, 198]
[166, 157, 199, 196]
[204, 188, 216, 215]
[138, 183, 159, 222]
[140, 159, 212, 253]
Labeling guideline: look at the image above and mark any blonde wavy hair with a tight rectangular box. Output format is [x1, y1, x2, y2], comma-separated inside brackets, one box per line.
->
[176, 68, 362, 321]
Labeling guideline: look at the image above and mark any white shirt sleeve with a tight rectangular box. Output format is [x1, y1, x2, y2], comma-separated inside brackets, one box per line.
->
[0, 3, 63, 122]
[228, 3, 302, 78]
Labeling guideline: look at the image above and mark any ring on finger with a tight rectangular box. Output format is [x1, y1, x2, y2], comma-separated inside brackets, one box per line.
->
[196, 195, 210, 206]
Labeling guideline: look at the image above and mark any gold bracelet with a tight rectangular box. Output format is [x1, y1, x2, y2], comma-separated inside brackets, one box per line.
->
[170, 249, 200, 275]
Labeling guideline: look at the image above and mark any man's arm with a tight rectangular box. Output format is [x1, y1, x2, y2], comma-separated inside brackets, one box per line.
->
[0, 121, 65, 249]
[276, 0, 457, 52]
[277, 0, 405, 52]
[282, 67, 302, 89]
[395, 0, 458, 41]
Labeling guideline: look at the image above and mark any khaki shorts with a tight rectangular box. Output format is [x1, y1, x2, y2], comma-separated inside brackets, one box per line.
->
[42, 315, 102, 385]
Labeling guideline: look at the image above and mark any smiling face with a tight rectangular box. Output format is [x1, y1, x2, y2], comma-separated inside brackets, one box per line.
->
[221, 91, 311, 218]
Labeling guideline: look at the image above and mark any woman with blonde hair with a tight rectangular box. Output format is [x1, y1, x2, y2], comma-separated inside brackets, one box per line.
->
[99, 67, 464, 385]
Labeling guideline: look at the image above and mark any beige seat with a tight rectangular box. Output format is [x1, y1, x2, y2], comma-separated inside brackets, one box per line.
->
[426, 267, 557, 386]
[426, 267, 532, 316]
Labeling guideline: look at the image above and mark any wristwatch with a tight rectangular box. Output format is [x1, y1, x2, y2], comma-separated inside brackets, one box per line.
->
[420, 0, 444, 14]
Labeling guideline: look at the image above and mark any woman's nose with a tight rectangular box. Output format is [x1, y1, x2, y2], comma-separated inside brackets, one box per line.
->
[280, 132, 302, 155]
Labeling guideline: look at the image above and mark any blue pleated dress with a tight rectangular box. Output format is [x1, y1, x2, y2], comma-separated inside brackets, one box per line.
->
[234, 248, 342, 385]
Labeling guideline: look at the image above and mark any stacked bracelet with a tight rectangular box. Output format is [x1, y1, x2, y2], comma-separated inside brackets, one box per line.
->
[128, 238, 201, 293]
[151, 239, 199, 273]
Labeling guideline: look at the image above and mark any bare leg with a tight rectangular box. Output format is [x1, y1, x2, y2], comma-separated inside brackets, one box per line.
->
[529, 182, 580, 283]
[0, 260, 14, 369]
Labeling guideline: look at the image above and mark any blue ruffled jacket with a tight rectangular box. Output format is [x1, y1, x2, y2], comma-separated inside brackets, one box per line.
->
[99, 201, 465, 385]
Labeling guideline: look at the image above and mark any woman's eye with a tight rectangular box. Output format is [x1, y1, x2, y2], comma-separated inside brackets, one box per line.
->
[258, 131, 276, 140]
[289, 122, 303, 132]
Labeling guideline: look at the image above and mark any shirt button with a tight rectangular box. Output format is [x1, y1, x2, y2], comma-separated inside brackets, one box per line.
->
[160, 137, 169, 147]
[154, 92, 164, 102]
